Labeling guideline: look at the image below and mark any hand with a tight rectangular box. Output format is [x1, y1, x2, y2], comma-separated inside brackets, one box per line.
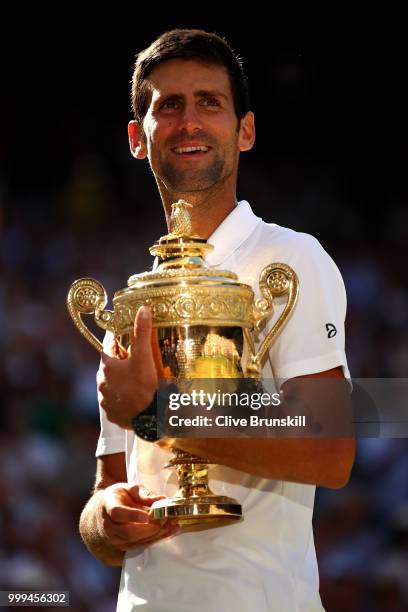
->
[100, 482, 180, 552]
[97, 306, 157, 429]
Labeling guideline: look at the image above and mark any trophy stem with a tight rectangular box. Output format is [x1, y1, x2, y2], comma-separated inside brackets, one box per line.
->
[150, 449, 242, 525]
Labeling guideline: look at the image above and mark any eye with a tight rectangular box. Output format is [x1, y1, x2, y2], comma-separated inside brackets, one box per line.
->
[201, 97, 220, 107]
[160, 99, 180, 110]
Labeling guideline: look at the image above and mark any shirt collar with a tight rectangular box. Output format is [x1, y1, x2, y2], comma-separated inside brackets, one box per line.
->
[152, 200, 261, 270]
[205, 200, 262, 266]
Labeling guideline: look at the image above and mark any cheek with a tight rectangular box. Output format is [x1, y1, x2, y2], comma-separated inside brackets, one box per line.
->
[143, 115, 159, 140]
[213, 120, 239, 144]
[147, 120, 175, 147]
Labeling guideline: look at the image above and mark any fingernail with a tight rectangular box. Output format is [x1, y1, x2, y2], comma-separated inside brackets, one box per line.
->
[138, 305, 150, 319]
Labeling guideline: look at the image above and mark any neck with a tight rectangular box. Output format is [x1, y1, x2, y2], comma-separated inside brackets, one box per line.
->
[157, 178, 238, 240]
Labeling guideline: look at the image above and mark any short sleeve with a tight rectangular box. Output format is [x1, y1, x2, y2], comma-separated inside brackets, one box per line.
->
[265, 234, 350, 381]
[95, 331, 127, 458]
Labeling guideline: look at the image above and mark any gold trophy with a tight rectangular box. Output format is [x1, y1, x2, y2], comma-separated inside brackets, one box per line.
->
[67, 200, 298, 525]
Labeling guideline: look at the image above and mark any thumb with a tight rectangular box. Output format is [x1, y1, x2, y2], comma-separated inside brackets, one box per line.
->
[130, 305, 153, 359]
[127, 483, 165, 505]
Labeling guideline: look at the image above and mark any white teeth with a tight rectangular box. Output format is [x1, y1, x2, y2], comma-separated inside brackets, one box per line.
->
[173, 146, 210, 153]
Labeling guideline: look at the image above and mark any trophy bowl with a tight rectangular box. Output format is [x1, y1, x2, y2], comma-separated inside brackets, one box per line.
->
[67, 200, 298, 525]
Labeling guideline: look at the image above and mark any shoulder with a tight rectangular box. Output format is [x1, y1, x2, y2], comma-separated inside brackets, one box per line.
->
[254, 221, 335, 267]
[244, 220, 346, 302]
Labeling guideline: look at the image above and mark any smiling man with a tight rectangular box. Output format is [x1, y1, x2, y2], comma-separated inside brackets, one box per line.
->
[139, 61, 242, 196]
[79, 29, 355, 611]
[128, 43, 255, 240]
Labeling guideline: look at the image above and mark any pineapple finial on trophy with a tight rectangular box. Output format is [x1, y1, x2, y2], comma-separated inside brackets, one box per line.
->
[168, 199, 193, 237]
[150, 199, 212, 263]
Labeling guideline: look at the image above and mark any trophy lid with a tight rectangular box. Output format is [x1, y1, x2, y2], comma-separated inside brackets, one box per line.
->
[106, 200, 255, 331]
[126, 199, 239, 288]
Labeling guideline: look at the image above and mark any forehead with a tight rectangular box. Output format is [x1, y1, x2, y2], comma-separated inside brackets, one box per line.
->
[146, 59, 233, 100]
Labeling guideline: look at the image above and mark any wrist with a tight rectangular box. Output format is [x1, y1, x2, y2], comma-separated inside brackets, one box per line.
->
[131, 392, 160, 442]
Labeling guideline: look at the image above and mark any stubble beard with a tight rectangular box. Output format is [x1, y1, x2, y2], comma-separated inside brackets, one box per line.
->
[153, 146, 235, 194]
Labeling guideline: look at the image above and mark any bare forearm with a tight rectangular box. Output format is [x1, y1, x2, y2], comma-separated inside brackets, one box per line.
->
[79, 489, 124, 567]
[173, 437, 355, 488]
[172, 368, 355, 488]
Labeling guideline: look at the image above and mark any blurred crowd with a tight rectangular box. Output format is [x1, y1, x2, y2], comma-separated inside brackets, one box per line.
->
[0, 152, 407, 611]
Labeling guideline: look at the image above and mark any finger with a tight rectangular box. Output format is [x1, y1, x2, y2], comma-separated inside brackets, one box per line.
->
[137, 522, 181, 544]
[143, 495, 168, 509]
[109, 527, 160, 549]
[127, 484, 166, 505]
[156, 522, 181, 538]
[106, 504, 151, 524]
[140, 519, 180, 537]
[118, 523, 181, 549]
[108, 521, 163, 542]
[104, 518, 160, 541]
[130, 306, 153, 361]
[114, 338, 129, 360]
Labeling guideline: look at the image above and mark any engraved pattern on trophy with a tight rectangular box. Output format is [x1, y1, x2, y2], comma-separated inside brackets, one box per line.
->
[110, 286, 254, 334]
[128, 268, 236, 284]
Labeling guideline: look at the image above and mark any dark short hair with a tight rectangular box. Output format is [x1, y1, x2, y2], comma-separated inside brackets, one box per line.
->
[131, 29, 250, 126]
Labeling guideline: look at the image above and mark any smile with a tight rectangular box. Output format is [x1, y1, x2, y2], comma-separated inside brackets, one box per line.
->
[171, 145, 211, 157]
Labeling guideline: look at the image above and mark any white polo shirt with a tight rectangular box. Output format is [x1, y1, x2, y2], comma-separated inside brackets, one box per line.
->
[96, 201, 349, 612]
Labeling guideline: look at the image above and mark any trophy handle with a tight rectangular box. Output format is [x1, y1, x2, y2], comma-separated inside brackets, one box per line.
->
[66, 278, 114, 353]
[245, 263, 299, 377]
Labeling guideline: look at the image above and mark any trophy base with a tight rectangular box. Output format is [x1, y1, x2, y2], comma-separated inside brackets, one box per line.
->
[151, 495, 242, 525]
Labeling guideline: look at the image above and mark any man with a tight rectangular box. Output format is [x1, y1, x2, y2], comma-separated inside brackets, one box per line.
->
[79, 29, 355, 611]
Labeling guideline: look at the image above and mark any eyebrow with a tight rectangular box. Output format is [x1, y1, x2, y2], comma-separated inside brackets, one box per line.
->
[194, 89, 228, 100]
[157, 89, 228, 101]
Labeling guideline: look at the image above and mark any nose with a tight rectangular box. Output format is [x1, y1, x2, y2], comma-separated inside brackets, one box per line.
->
[178, 101, 202, 132]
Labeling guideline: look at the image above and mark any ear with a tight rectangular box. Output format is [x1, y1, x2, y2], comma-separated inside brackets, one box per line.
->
[128, 120, 148, 159]
[238, 111, 256, 152]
